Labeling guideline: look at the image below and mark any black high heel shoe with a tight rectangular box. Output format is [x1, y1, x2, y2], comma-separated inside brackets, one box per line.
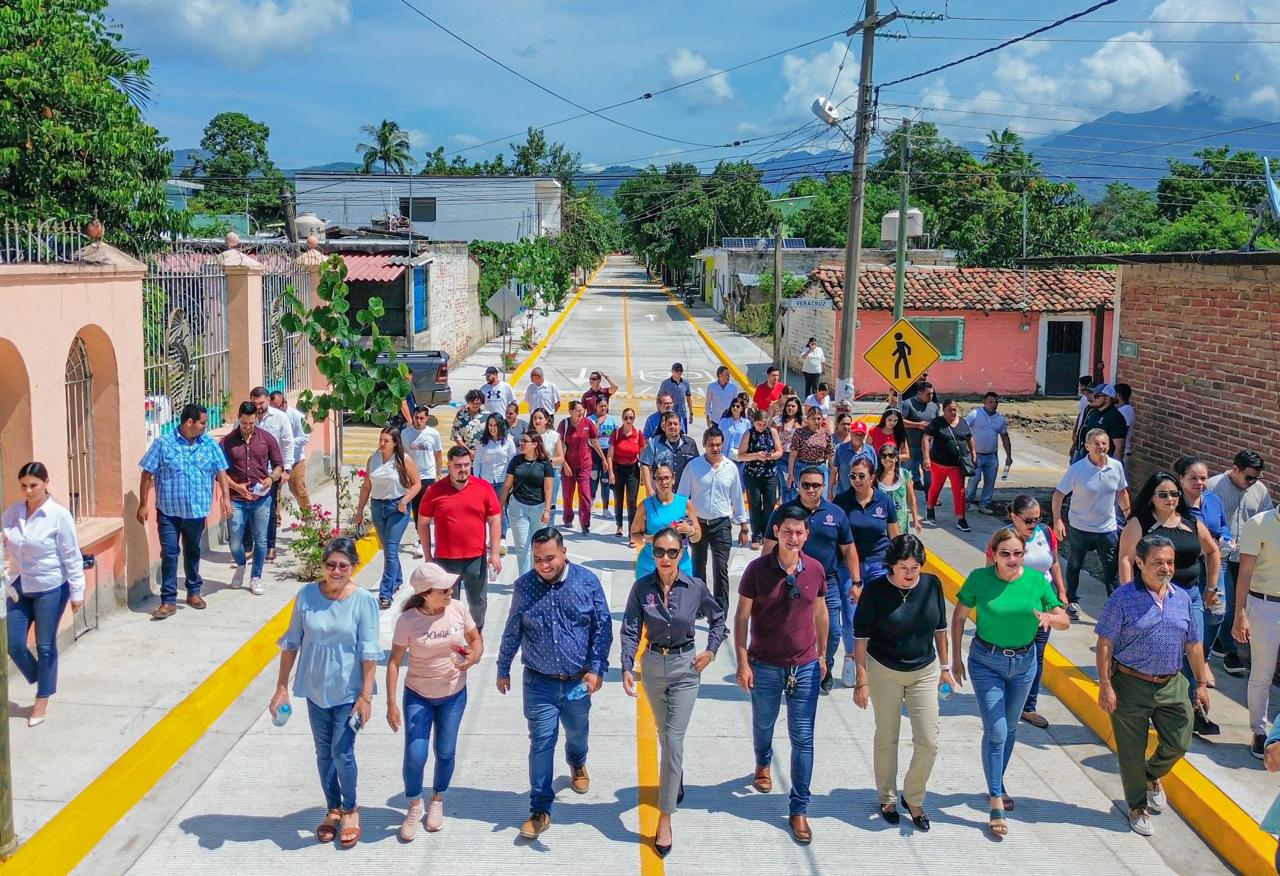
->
[655, 839, 672, 858]
[902, 794, 931, 832]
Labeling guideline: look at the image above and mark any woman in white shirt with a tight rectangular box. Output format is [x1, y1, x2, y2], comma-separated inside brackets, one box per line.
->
[2, 462, 86, 726]
[355, 429, 421, 610]
[474, 414, 517, 542]
[800, 337, 825, 399]
[400, 407, 442, 558]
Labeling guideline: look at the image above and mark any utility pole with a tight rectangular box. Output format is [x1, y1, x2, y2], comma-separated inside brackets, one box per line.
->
[772, 218, 784, 367]
[892, 118, 910, 321]
[835, 0, 898, 404]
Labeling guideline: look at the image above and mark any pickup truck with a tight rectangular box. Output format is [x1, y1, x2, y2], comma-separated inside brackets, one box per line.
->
[376, 350, 452, 412]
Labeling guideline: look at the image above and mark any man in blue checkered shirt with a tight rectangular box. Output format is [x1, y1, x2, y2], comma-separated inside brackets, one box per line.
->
[137, 403, 232, 620]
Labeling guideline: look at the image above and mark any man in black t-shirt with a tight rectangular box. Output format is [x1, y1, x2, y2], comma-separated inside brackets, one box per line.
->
[900, 382, 939, 493]
[1072, 382, 1128, 462]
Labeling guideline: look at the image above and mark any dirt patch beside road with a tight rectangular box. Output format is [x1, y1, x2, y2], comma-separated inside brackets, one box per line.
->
[996, 398, 1079, 458]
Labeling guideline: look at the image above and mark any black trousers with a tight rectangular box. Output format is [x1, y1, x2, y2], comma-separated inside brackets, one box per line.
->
[803, 372, 820, 398]
[743, 471, 778, 540]
[613, 462, 641, 532]
[693, 516, 733, 611]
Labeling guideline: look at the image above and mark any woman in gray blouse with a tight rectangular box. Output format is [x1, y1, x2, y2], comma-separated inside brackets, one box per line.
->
[621, 527, 727, 858]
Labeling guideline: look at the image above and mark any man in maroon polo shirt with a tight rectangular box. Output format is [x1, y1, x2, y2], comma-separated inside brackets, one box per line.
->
[734, 504, 829, 845]
[556, 400, 604, 534]
[220, 401, 283, 595]
[417, 445, 503, 629]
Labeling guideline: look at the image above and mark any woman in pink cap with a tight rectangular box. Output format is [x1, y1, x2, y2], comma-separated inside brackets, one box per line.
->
[386, 562, 484, 840]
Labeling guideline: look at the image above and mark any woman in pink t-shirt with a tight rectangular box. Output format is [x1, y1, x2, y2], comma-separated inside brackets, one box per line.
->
[386, 563, 483, 841]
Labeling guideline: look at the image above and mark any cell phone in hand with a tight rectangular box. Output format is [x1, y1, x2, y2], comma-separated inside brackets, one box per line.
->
[348, 710, 363, 733]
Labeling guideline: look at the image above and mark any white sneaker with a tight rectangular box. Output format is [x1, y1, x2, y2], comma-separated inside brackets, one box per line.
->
[841, 656, 857, 688]
[1146, 780, 1166, 811]
[399, 798, 425, 841]
[425, 798, 444, 832]
[229, 564, 245, 588]
[1128, 807, 1153, 836]
[250, 578, 264, 596]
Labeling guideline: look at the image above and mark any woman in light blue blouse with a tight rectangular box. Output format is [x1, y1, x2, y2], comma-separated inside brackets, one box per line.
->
[269, 537, 382, 849]
[717, 397, 751, 476]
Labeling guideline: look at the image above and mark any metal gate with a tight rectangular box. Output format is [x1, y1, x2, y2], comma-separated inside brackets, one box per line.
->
[257, 242, 311, 395]
[64, 336, 95, 520]
[1044, 320, 1084, 396]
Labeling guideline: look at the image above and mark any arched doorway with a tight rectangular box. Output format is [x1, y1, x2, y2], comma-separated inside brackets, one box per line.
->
[0, 339, 33, 507]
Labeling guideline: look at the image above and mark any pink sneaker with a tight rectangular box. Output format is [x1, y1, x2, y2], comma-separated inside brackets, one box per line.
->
[399, 799, 424, 841]
[425, 798, 445, 832]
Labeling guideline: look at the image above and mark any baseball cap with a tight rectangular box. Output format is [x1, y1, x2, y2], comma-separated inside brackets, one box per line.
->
[1092, 382, 1117, 398]
[671, 362, 684, 372]
[484, 366, 499, 375]
[409, 562, 458, 594]
[850, 421, 869, 435]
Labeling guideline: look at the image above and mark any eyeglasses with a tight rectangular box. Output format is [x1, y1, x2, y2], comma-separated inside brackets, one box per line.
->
[799, 481, 824, 490]
[652, 546, 682, 559]
[785, 573, 801, 599]
[1243, 473, 1262, 484]
[1154, 490, 1181, 499]
[995, 549, 1025, 559]
[850, 473, 870, 481]
[1018, 516, 1041, 526]
[655, 475, 674, 483]
[324, 561, 352, 571]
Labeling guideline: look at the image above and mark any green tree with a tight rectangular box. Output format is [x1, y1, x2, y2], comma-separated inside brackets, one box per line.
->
[783, 174, 897, 247]
[1146, 191, 1277, 251]
[510, 127, 581, 189]
[1089, 183, 1167, 248]
[0, 0, 184, 252]
[949, 179, 1095, 267]
[356, 119, 416, 174]
[559, 190, 617, 281]
[1156, 146, 1271, 223]
[183, 111, 287, 226]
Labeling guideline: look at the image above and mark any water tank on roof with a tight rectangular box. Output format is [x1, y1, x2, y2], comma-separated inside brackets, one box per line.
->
[881, 208, 924, 244]
[295, 212, 326, 240]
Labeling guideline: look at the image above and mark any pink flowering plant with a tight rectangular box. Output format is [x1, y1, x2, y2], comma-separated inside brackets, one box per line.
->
[278, 464, 367, 580]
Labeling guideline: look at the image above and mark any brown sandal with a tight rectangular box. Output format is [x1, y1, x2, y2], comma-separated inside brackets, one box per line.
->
[316, 808, 341, 843]
[340, 807, 361, 848]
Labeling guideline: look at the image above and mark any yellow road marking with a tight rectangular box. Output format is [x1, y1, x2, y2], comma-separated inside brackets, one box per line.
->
[0, 533, 383, 873]
[659, 284, 753, 394]
[669, 256, 1280, 876]
[508, 262, 603, 387]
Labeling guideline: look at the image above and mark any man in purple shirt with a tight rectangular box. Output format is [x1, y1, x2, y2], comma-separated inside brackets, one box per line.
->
[734, 504, 829, 845]
[1095, 533, 1214, 838]
[220, 401, 283, 594]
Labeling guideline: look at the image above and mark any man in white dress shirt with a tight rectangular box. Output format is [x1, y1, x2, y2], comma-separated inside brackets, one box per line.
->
[705, 365, 742, 428]
[678, 426, 749, 610]
[269, 391, 310, 513]
[249, 386, 294, 562]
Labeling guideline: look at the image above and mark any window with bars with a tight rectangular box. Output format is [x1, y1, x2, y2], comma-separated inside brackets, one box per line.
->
[907, 317, 965, 360]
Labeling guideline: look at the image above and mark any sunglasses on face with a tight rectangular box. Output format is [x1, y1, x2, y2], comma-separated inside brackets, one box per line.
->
[325, 561, 352, 571]
[1243, 473, 1262, 484]
[623, 415, 635, 421]
[1154, 490, 1181, 500]
[850, 473, 870, 481]
[785, 573, 801, 599]
[652, 546, 682, 559]
[1018, 516, 1041, 526]
[800, 481, 824, 490]
[996, 549, 1025, 560]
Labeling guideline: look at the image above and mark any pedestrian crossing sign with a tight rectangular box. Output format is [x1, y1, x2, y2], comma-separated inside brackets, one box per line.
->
[863, 318, 941, 394]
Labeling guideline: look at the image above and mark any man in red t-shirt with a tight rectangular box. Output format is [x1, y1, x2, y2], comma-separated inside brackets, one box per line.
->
[753, 366, 784, 414]
[417, 445, 503, 628]
[556, 400, 604, 532]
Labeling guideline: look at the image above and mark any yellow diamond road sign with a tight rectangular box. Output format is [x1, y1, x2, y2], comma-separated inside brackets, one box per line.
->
[864, 318, 941, 394]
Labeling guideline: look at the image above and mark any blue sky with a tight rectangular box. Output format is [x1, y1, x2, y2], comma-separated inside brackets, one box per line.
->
[106, 0, 1280, 172]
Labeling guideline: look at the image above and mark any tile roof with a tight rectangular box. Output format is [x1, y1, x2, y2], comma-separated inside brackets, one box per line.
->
[340, 253, 405, 283]
[807, 264, 1115, 313]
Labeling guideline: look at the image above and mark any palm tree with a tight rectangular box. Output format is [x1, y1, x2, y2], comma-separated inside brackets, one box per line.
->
[984, 128, 1023, 166]
[356, 120, 416, 174]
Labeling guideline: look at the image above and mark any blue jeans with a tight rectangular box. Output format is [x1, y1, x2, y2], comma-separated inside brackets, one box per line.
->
[370, 498, 410, 601]
[1214, 560, 1240, 656]
[240, 479, 282, 553]
[776, 460, 797, 504]
[902, 450, 931, 492]
[966, 452, 999, 506]
[550, 467, 562, 511]
[488, 481, 509, 538]
[508, 499, 545, 576]
[228, 495, 272, 578]
[157, 512, 205, 604]
[968, 641, 1038, 797]
[7, 578, 70, 698]
[403, 686, 467, 798]
[1023, 626, 1051, 713]
[306, 699, 359, 811]
[823, 576, 857, 665]
[1180, 583, 1207, 706]
[1064, 526, 1120, 602]
[750, 659, 819, 814]
[523, 669, 592, 815]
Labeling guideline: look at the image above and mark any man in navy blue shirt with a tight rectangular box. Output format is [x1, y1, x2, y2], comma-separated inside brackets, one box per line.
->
[764, 465, 860, 693]
[497, 527, 613, 841]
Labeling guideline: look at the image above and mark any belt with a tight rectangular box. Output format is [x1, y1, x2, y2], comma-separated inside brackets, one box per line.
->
[647, 641, 695, 656]
[526, 668, 586, 682]
[1250, 591, 1280, 603]
[1114, 662, 1175, 684]
[973, 635, 1035, 657]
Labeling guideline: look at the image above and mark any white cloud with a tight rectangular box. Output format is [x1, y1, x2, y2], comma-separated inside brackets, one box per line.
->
[781, 41, 857, 112]
[736, 121, 764, 136]
[1078, 31, 1192, 110]
[449, 133, 482, 147]
[111, 0, 352, 68]
[406, 129, 430, 150]
[666, 48, 733, 106]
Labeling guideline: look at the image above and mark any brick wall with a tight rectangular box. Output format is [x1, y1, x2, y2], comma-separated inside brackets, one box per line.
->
[415, 242, 496, 362]
[1117, 262, 1280, 494]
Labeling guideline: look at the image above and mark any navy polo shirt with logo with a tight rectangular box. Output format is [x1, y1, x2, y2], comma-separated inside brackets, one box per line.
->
[834, 487, 899, 574]
[766, 497, 853, 582]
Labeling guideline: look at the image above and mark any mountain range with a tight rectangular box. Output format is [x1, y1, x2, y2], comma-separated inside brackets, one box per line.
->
[169, 93, 1278, 203]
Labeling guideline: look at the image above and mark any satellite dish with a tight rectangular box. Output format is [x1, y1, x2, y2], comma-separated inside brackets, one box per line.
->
[811, 97, 840, 126]
[1264, 156, 1280, 222]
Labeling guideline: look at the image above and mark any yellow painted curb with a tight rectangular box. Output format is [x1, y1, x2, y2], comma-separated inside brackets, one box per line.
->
[508, 262, 603, 387]
[924, 550, 1279, 876]
[1, 532, 383, 873]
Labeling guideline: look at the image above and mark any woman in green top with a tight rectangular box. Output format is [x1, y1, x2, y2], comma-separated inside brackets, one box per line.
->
[951, 527, 1069, 838]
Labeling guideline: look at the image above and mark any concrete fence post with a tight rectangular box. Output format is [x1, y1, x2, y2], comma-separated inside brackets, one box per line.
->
[219, 250, 265, 408]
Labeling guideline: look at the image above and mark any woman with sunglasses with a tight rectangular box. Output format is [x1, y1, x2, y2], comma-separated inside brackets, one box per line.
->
[355, 427, 421, 609]
[530, 409, 565, 517]
[877, 443, 921, 535]
[773, 396, 804, 502]
[1118, 470, 1222, 735]
[1175, 455, 1230, 680]
[270, 537, 382, 848]
[500, 432, 554, 576]
[474, 413, 516, 542]
[739, 409, 782, 548]
[787, 406, 835, 499]
[869, 408, 908, 456]
[621, 528, 726, 857]
[633, 463, 701, 580]
[993, 496, 1068, 731]
[951, 528, 1068, 837]
[852, 534, 950, 831]
[717, 398, 751, 472]
[608, 408, 646, 543]
[387, 562, 484, 840]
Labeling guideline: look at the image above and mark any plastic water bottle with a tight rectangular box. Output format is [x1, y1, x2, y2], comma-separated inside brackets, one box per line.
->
[272, 703, 292, 727]
[452, 647, 469, 667]
[566, 681, 589, 700]
[939, 683, 955, 701]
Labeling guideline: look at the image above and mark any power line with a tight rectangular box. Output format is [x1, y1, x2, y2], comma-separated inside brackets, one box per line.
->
[889, 33, 1280, 44]
[944, 16, 1280, 25]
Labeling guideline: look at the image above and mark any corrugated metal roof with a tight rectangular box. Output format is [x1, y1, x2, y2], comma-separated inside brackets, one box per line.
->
[341, 253, 405, 283]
